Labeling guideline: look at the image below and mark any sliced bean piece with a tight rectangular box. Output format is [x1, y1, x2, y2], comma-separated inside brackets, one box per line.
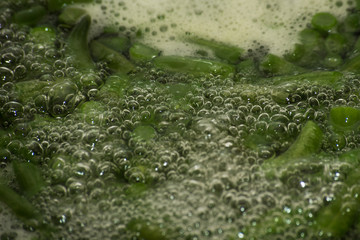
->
[129, 43, 160, 63]
[187, 36, 243, 64]
[311, 12, 338, 33]
[90, 40, 135, 74]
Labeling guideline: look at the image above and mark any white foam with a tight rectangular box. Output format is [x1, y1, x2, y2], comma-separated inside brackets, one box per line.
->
[80, 0, 350, 56]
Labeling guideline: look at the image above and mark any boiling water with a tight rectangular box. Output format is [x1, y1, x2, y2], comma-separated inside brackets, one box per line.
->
[1, 0, 360, 240]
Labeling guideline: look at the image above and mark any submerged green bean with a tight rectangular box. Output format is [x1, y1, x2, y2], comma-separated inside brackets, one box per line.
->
[97, 35, 131, 53]
[186, 36, 243, 64]
[13, 5, 47, 26]
[315, 167, 360, 237]
[259, 54, 305, 76]
[58, 7, 87, 25]
[66, 14, 95, 71]
[129, 43, 160, 63]
[329, 106, 360, 132]
[47, 0, 93, 11]
[0, 182, 38, 220]
[13, 162, 45, 198]
[311, 12, 338, 33]
[153, 55, 235, 76]
[263, 121, 323, 168]
[90, 40, 135, 74]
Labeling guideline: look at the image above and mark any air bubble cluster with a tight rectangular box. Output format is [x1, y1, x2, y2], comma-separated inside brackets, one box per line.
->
[1, 1, 360, 240]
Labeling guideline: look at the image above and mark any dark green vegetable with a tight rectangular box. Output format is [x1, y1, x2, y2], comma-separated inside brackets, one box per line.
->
[325, 33, 348, 55]
[13, 5, 47, 26]
[132, 125, 156, 141]
[315, 167, 360, 237]
[13, 161, 45, 197]
[270, 70, 343, 86]
[259, 54, 305, 76]
[343, 13, 360, 33]
[66, 14, 95, 71]
[75, 100, 107, 125]
[186, 36, 243, 64]
[97, 74, 129, 99]
[15, 80, 52, 104]
[263, 121, 323, 168]
[127, 219, 168, 240]
[58, 7, 87, 25]
[236, 59, 261, 80]
[311, 12, 338, 33]
[322, 53, 343, 68]
[129, 43, 160, 63]
[299, 28, 324, 49]
[284, 43, 306, 63]
[97, 35, 131, 53]
[153, 55, 235, 76]
[329, 106, 360, 132]
[90, 40, 135, 74]
[0, 182, 38, 220]
[47, 0, 93, 11]
[340, 53, 360, 73]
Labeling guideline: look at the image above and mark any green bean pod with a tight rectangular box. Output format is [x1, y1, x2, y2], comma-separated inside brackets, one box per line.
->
[263, 121, 323, 168]
[13, 5, 47, 26]
[187, 36, 243, 64]
[66, 14, 95, 72]
[153, 55, 235, 77]
[90, 40, 135, 74]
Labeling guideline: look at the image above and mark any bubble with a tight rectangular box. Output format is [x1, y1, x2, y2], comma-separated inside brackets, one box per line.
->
[267, 121, 287, 137]
[329, 133, 346, 151]
[68, 181, 85, 195]
[270, 113, 289, 123]
[0, 67, 13, 85]
[47, 81, 83, 117]
[74, 163, 92, 178]
[53, 70, 65, 78]
[80, 73, 104, 93]
[2, 101, 24, 122]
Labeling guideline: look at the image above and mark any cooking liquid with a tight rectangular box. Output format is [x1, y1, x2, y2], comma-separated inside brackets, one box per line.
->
[1, 1, 360, 239]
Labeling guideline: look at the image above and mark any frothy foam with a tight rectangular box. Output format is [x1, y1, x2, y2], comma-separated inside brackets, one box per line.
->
[80, 0, 350, 56]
